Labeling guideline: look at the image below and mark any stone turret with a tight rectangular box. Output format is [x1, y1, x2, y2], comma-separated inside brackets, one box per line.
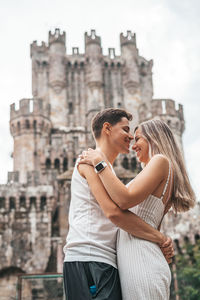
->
[48, 28, 67, 127]
[85, 30, 104, 146]
[120, 31, 141, 128]
[139, 57, 153, 108]
[120, 31, 139, 87]
[138, 99, 185, 150]
[10, 98, 51, 183]
[30, 41, 49, 100]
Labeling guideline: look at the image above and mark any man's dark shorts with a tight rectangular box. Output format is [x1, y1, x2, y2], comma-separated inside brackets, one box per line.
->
[63, 261, 122, 300]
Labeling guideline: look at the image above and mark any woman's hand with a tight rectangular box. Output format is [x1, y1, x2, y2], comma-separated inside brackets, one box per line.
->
[79, 148, 106, 166]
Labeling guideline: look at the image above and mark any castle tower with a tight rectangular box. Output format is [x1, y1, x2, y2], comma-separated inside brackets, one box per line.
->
[48, 28, 67, 127]
[85, 30, 103, 146]
[120, 31, 141, 129]
[10, 98, 51, 183]
[139, 57, 153, 109]
[30, 41, 49, 101]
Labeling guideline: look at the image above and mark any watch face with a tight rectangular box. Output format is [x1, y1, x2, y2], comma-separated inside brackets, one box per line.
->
[96, 163, 104, 172]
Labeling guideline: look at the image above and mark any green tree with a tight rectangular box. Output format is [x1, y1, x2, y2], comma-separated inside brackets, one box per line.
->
[173, 239, 200, 300]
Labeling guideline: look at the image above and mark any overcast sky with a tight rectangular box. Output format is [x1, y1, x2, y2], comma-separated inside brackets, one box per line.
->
[0, 0, 199, 198]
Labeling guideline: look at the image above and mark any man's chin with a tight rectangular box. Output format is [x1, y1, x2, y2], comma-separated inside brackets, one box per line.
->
[121, 149, 130, 154]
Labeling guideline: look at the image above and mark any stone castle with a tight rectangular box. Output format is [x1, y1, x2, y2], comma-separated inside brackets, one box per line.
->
[0, 29, 199, 299]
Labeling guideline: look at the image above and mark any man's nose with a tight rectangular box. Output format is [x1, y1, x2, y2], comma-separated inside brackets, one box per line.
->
[129, 133, 134, 140]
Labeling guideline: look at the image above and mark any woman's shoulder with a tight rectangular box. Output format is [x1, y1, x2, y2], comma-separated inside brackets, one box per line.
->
[149, 154, 169, 170]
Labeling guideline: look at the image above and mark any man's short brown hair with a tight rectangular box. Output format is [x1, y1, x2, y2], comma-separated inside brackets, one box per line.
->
[92, 108, 132, 139]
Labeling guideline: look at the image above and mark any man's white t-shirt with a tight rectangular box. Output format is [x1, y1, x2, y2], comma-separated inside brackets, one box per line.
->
[63, 161, 118, 268]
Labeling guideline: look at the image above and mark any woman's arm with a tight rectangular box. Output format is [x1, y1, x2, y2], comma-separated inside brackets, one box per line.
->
[79, 163, 166, 244]
[79, 150, 169, 210]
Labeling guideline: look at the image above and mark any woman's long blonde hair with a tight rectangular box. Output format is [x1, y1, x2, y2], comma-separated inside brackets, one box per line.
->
[135, 119, 196, 213]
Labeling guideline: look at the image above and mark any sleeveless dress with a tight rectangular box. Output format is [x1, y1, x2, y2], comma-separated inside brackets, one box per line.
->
[117, 167, 172, 300]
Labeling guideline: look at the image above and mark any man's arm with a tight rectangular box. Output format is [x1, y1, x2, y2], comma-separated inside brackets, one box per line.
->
[79, 163, 166, 245]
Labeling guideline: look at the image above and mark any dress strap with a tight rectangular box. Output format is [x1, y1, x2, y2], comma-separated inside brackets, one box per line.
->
[163, 166, 173, 209]
[160, 162, 171, 202]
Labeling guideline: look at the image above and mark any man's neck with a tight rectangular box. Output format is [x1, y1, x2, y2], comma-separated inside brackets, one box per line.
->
[95, 141, 118, 165]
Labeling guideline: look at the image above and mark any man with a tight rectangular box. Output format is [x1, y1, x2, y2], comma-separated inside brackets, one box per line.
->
[63, 108, 173, 300]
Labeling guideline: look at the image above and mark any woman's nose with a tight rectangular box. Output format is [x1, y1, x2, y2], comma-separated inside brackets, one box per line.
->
[132, 143, 136, 150]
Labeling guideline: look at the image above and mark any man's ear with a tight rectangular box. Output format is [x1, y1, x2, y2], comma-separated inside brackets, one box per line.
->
[102, 122, 112, 136]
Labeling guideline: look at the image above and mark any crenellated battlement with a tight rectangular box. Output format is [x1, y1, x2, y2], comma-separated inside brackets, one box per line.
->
[10, 98, 50, 120]
[138, 99, 185, 136]
[85, 30, 101, 46]
[151, 99, 184, 119]
[139, 57, 153, 76]
[48, 28, 66, 45]
[120, 31, 136, 47]
[10, 99, 51, 137]
[30, 41, 48, 57]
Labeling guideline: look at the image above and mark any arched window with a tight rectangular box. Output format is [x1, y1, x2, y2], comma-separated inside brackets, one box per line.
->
[122, 157, 129, 170]
[40, 121, 44, 130]
[69, 102, 73, 114]
[46, 158, 51, 170]
[63, 157, 68, 171]
[117, 62, 121, 68]
[131, 157, 137, 170]
[195, 234, 200, 242]
[20, 196, 26, 208]
[33, 120, 37, 130]
[25, 119, 30, 129]
[40, 196, 46, 211]
[0, 197, 5, 209]
[30, 197, 36, 209]
[17, 121, 20, 131]
[54, 158, 60, 170]
[9, 197, 15, 210]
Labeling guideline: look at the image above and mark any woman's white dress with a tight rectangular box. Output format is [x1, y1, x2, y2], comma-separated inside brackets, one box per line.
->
[117, 189, 171, 299]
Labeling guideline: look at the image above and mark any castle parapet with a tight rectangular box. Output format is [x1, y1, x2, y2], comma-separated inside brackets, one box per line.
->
[85, 30, 101, 46]
[138, 99, 185, 136]
[10, 98, 50, 120]
[151, 99, 184, 120]
[120, 31, 136, 47]
[30, 41, 48, 57]
[48, 28, 66, 45]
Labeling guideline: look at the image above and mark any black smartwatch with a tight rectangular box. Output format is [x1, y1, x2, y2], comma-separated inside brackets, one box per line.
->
[94, 161, 107, 174]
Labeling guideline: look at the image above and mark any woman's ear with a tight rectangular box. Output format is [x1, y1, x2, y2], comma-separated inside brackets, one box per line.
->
[102, 122, 112, 136]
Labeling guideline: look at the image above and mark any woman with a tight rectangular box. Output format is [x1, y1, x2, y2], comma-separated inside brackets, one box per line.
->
[79, 119, 196, 300]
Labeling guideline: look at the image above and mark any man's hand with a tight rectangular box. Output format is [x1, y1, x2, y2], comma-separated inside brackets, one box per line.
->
[159, 236, 174, 264]
[79, 148, 106, 166]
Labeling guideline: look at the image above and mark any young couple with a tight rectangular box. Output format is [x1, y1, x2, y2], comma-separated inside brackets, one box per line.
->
[63, 108, 195, 300]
